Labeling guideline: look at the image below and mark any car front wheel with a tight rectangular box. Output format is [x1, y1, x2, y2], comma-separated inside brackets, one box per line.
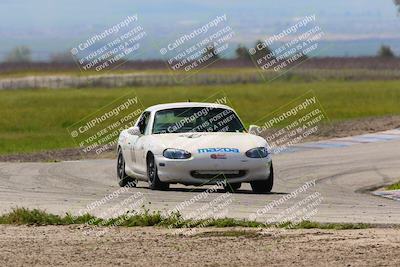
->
[250, 163, 274, 193]
[147, 154, 169, 190]
[117, 149, 136, 187]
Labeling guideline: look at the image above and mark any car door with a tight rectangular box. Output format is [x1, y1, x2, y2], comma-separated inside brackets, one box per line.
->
[124, 128, 140, 171]
[133, 111, 151, 175]
[123, 112, 148, 172]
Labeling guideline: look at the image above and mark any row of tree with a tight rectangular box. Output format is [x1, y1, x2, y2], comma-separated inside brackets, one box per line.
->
[2, 43, 398, 63]
[3, 46, 74, 63]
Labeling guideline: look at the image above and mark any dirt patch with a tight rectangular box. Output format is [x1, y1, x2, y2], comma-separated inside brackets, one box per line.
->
[259, 115, 400, 143]
[311, 115, 400, 141]
[1, 115, 399, 162]
[0, 225, 399, 266]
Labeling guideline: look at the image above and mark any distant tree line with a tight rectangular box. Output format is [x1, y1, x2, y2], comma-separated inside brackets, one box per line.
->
[395, 0, 400, 14]
[378, 45, 395, 58]
[3, 46, 74, 63]
[2, 43, 398, 64]
[234, 42, 397, 60]
[5, 46, 32, 63]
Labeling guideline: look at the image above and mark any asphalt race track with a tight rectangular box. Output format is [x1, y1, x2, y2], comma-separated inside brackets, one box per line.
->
[0, 136, 399, 224]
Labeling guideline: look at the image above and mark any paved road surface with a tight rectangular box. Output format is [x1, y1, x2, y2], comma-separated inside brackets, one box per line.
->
[0, 138, 399, 224]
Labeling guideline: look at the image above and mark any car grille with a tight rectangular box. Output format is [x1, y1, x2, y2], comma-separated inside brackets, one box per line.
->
[190, 170, 246, 179]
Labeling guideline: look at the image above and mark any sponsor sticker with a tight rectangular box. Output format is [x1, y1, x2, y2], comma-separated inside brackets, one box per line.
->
[210, 154, 227, 159]
[198, 148, 239, 153]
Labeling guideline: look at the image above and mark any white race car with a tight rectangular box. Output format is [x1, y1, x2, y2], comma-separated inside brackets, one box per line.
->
[117, 102, 273, 193]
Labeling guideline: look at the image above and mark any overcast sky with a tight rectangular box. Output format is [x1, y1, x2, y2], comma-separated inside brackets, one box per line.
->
[0, 0, 399, 60]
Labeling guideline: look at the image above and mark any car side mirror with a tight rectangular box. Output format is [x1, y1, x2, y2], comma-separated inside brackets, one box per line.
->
[127, 126, 141, 136]
[248, 125, 261, 135]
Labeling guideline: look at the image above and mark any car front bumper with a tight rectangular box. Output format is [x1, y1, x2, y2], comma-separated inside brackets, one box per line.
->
[154, 154, 272, 185]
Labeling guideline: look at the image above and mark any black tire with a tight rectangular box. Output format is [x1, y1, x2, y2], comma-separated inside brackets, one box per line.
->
[147, 154, 169, 190]
[117, 149, 136, 187]
[250, 163, 274, 193]
[224, 182, 241, 193]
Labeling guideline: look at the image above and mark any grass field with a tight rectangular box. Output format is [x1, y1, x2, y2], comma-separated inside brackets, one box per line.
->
[0, 80, 400, 155]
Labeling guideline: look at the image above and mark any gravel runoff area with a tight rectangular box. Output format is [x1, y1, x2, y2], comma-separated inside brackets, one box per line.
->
[0, 225, 399, 266]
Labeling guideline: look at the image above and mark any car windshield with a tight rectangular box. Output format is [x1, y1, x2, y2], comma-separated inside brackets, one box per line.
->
[152, 107, 245, 134]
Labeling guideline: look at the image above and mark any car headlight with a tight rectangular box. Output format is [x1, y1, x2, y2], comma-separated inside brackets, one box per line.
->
[245, 147, 269, 158]
[163, 148, 191, 159]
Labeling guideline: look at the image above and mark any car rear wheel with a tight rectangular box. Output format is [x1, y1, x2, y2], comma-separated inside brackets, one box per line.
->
[224, 182, 241, 193]
[250, 163, 274, 193]
[147, 154, 169, 190]
[117, 149, 136, 187]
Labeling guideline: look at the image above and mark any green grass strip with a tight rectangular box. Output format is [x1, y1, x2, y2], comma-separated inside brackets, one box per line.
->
[0, 208, 370, 230]
[386, 180, 400, 190]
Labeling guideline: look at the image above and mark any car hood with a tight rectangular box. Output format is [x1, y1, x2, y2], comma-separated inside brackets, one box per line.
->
[149, 132, 267, 154]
